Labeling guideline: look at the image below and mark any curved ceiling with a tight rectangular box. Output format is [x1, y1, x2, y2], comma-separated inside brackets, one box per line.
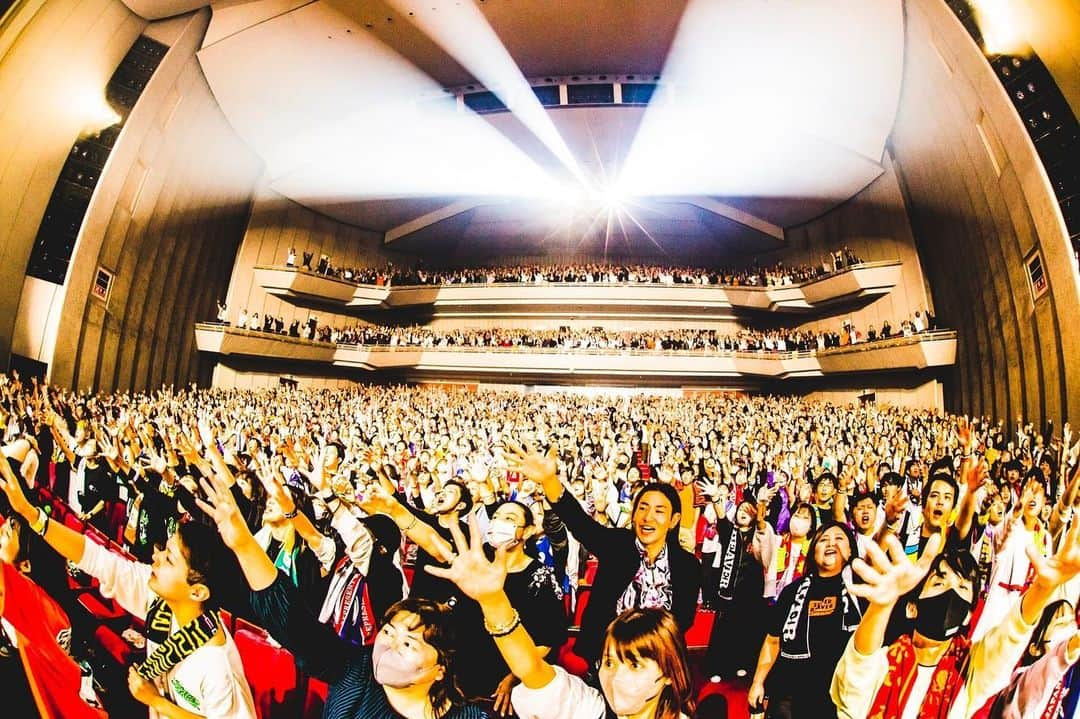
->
[195, 0, 904, 251]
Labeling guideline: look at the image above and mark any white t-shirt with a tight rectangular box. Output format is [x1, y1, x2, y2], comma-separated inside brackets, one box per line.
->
[77, 542, 256, 719]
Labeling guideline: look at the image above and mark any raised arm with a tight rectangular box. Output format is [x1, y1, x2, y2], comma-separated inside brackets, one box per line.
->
[425, 515, 557, 690]
[505, 441, 618, 555]
[0, 452, 86, 564]
[359, 483, 454, 564]
[198, 472, 355, 684]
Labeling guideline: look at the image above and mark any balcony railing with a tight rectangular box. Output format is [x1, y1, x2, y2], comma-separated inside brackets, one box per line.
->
[252, 261, 904, 318]
[196, 324, 957, 380]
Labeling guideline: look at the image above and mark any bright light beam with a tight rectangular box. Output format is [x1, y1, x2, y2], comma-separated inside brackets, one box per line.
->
[199, 1, 566, 204]
[969, 0, 1030, 55]
[619, 0, 904, 200]
[387, 0, 587, 186]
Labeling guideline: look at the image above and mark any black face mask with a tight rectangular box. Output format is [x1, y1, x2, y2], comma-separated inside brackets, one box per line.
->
[914, 589, 971, 641]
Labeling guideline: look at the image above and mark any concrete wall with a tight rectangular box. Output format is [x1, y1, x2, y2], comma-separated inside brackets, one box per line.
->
[212, 361, 361, 390]
[0, 0, 145, 367]
[776, 153, 934, 338]
[889, 0, 1080, 427]
[801, 379, 944, 412]
[1, 4, 261, 392]
[222, 186, 406, 333]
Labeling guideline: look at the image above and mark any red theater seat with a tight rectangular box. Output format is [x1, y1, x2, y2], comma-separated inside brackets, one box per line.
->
[234, 626, 304, 719]
[684, 609, 715, 651]
[304, 678, 328, 718]
[94, 625, 135, 666]
[78, 592, 126, 621]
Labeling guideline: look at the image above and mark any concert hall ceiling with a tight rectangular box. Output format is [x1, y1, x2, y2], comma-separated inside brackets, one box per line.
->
[173, 0, 905, 248]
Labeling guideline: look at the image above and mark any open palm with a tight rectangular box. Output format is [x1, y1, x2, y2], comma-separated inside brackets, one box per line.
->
[1030, 519, 1080, 589]
[502, 440, 557, 483]
[195, 473, 253, 551]
[849, 534, 941, 608]
[425, 513, 510, 602]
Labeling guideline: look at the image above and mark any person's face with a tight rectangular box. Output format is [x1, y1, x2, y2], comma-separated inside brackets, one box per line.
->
[923, 479, 956, 530]
[632, 491, 679, 548]
[853, 497, 877, 532]
[735, 505, 753, 529]
[491, 504, 531, 542]
[1022, 480, 1047, 520]
[815, 478, 835, 503]
[372, 612, 444, 687]
[814, 526, 852, 577]
[918, 561, 974, 606]
[1007, 468, 1021, 485]
[433, 484, 462, 515]
[598, 646, 668, 717]
[1040, 604, 1077, 654]
[263, 492, 288, 524]
[987, 497, 1006, 525]
[149, 533, 207, 605]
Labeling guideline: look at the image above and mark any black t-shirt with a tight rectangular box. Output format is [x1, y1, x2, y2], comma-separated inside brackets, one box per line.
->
[768, 574, 857, 712]
[454, 558, 568, 699]
[79, 462, 117, 508]
[399, 500, 467, 606]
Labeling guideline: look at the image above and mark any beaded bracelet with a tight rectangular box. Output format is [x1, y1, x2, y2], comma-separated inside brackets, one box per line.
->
[484, 610, 521, 638]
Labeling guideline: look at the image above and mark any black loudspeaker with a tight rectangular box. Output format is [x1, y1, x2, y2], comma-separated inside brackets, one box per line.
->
[8, 353, 48, 382]
[25, 36, 167, 286]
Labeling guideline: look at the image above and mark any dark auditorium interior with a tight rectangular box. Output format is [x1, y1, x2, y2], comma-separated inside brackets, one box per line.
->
[0, 1, 1078, 718]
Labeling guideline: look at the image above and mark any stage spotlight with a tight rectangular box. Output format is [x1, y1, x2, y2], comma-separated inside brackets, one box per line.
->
[598, 186, 624, 212]
[74, 89, 121, 135]
[970, 0, 1030, 56]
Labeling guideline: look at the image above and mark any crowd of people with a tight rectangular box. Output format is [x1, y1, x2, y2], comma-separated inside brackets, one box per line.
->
[1, 372, 1078, 719]
[217, 312, 938, 354]
[281, 249, 865, 289]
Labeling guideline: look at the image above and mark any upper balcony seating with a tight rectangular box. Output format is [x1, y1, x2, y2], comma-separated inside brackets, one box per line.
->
[251, 260, 904, 318]
[195, 323, 957, 382]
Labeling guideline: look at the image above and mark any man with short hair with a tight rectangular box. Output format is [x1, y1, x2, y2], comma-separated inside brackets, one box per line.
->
[505, 441, 700, 671]
[0, 460, 255, 719]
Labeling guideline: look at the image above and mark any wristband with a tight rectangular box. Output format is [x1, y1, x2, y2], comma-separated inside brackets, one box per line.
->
[399, 514, 418, 533]
[484, 609, 521, 638]
[29, 508, 48, 535]
[283, 507, 299, 519]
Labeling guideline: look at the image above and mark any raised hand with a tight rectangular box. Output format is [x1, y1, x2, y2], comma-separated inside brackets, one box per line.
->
[848, 534, 941, 608]
[963, 456, 989, 493]
[1028, 517, 1080, 591]
[957, 416, 972, 452]
[195, 473, 253, 551]
[0, 456, 35, 521]
[698, 477, 723, 501]
[424, 513, 510, 603]
[884, 488, 909, 524]
[502, 440, 558, 483]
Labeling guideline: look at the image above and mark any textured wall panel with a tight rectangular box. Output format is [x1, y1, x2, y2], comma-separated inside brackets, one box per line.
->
[891, 0, 1079, 427]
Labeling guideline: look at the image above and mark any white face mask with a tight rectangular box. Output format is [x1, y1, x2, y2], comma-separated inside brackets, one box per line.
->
[599, 664, 665, 716]
[485, 518, 520, 548]
[789, 516, 812, 538]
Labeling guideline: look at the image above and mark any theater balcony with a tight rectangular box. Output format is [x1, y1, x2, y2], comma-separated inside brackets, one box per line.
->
[252, 261, 903, 320]
[195, 324, 956, 386]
